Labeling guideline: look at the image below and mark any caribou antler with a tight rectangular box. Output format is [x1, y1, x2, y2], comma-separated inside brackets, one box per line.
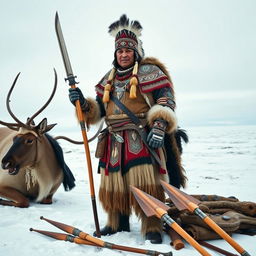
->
[3, 69, 58, 131]
[6, 72, 30, 129]
[0, 73, 23, 130]
[54, 119, 105, 144]
[0, 121, 20, 131]
[54, 136, 84, 144]
[27, 69, 57, 125]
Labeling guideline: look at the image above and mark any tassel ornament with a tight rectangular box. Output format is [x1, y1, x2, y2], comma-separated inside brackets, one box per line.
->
[129, 61, 139, 99]
[103, 68, 116, 103]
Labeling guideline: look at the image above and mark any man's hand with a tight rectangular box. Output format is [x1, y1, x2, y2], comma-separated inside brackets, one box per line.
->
[68, 88, 88, 111]
[147, 119, 167, 148]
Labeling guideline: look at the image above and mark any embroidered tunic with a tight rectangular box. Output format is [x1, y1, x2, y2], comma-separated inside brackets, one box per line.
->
[95, 62, 175, 176]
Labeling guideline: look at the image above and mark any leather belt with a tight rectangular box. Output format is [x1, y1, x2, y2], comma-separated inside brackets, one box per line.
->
[110, 94, 162, 166]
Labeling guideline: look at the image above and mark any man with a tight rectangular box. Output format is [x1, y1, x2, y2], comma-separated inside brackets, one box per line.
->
[69, 14, 187, 244]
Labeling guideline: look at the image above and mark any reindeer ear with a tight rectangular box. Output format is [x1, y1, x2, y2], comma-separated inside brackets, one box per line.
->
[36, 118, 57, 134]
[44, 123, 57, 133]
[36, 118, 48, 134]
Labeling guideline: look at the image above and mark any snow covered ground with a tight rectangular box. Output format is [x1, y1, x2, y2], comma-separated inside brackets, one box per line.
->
[0, 125, 255, 256]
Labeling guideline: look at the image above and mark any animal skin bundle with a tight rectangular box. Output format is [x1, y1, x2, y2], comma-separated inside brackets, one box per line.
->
[166, 194, 256, 240]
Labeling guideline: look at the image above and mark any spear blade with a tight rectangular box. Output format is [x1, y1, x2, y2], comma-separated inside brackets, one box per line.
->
[131, 187, 156, 217]
[55, 12, 74, 78]
[130, 185, 169, 218]
[160, 180, 200, 212]
[165, 190, 187, 211]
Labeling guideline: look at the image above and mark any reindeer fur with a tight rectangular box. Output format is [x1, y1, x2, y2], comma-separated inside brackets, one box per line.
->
[0, 127, 74, 207]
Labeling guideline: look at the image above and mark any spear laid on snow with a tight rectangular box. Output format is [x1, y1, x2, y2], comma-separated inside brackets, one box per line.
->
[130, 185, 211, 256]
[198, 241, 239, 256]
[34, 216, 172, 256]
[30, 228, 97, 246]
[160, 180, 251, 256]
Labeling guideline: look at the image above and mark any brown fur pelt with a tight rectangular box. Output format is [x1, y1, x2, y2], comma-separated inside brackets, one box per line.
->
[98, 170, 130, 215]
[106, 211, 121, 231]
[191, 194, 239, 202]
[184, 224, 231, 240]
[165, 132, 187, 188]
[81, 97, 101, 127]
[200, 201, 256, 217]
[166, 195, 256, 217]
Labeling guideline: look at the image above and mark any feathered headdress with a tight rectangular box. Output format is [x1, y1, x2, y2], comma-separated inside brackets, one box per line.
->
[103, 14, 143, 103]
[108, 14, 144, 58]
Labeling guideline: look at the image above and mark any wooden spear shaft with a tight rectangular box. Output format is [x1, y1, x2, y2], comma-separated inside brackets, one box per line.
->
[54, 12, 100, 237]
[197, 209, 251, 256]
[198, 241, 239, 256]
[71, 85, 100, 238]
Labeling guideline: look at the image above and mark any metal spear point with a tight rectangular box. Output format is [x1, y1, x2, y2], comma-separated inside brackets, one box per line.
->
[54, 12, 100, 237]
[55, 12, 74, 79]
[130, 186, 212, 256]
[160, 180, 251, 256]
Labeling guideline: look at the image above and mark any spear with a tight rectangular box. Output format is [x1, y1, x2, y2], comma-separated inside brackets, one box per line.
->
[160, 180, 251, 256]
[130, 186, 211, 256]
[54, 12, 100, 237]
[198, 241, 239, 256]
[30, 228, 97, 246]
[39, 216, 172, 256]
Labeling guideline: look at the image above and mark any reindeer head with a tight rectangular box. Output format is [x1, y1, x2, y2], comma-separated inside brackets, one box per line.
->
[1, 70, 57, 175]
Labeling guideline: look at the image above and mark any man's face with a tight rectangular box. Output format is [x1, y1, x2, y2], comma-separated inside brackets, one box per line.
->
[116, 48, 135, 69]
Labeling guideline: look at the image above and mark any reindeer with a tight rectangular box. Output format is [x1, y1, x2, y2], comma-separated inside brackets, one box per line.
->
[0, 70, 75, 207]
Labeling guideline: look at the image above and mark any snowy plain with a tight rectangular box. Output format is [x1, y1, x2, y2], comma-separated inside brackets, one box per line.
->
[0, 125, 255, 256]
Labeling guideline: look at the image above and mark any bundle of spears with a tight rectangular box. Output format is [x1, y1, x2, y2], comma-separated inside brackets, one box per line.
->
[130, 182, 252, 256]
[30, 216, 172, 256]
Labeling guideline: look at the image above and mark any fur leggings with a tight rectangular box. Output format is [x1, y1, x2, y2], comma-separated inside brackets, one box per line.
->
[98, 163, 168, 234]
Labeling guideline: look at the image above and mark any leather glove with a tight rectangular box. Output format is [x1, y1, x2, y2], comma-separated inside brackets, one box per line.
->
[147, 119, 167, 148]
[68, 87, 88, 110]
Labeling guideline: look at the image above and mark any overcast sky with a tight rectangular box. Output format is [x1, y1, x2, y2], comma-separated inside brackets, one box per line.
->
[1, 0, 256, 135]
